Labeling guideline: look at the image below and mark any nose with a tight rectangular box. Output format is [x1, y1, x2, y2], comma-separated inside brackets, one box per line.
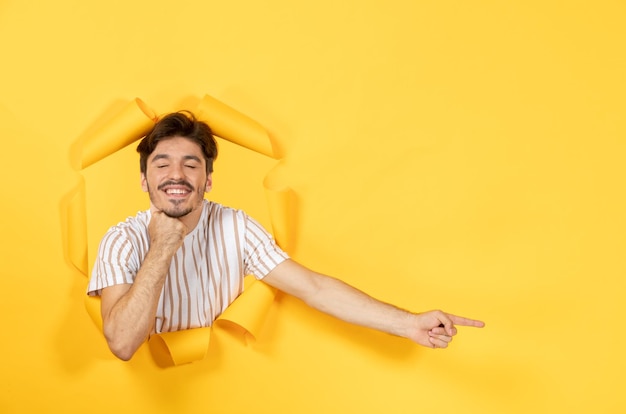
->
[169, 163, 185, 180]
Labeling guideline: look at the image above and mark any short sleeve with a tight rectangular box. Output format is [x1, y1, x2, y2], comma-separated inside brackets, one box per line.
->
[87, 229, 140, 296]
[243, 215, 289, 279]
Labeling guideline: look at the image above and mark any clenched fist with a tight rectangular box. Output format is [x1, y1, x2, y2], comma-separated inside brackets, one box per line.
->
[148, 210, 188, 256]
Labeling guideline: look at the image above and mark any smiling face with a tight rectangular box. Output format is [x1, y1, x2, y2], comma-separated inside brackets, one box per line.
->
[141, 136, 212, 228]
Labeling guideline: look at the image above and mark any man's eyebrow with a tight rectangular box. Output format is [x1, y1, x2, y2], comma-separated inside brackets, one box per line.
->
[150, 154, 170, 163]
[150, 154, 202, 163]
[183, 155, 202, 163]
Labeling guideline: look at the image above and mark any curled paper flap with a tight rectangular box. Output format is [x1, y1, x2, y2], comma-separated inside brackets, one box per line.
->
[84, 295, 103, 332]
[137, 280, 276, 367]
[148, 328, 212, 366]
[81, 98, 157, 168]
[195, 94, 276, 159]
[215, 280, 278, 343]
[66, 177, 88, 275]
[265, 187, 292, 250]
[263, 165, 294, 251]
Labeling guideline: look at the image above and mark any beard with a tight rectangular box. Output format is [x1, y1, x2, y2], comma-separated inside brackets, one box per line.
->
[146, 179, 204, 218]
[160, 202, 193, 218]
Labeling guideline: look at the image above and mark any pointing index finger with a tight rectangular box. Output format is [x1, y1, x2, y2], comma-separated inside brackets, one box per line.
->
[448, 313, 485, 328]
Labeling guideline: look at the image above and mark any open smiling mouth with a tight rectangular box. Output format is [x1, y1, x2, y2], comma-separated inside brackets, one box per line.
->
[162, 188, 193, 202]
[165, 188, 190, 195]
[158, 181, 194, 199]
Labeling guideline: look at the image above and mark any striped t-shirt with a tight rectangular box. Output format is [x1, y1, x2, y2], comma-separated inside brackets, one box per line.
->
[87, 200, 289, 333]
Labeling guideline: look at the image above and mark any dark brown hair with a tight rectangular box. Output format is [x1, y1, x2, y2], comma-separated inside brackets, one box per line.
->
[137, 111, 218, 174]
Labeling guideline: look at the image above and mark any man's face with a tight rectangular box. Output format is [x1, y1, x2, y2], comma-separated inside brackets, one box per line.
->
[141, 136, 212, 219]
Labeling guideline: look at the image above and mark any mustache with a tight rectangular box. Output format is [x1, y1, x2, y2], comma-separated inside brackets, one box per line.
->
[157, 180, 194, 191]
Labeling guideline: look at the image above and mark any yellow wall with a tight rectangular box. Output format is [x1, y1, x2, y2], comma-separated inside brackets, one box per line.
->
[1, 1, 625, 412]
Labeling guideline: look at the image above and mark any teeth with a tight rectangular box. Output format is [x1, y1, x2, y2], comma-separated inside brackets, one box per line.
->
[166, 189, 188, 194]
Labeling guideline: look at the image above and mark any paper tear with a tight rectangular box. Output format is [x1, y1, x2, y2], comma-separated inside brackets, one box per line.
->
[70, 94, 293, 366]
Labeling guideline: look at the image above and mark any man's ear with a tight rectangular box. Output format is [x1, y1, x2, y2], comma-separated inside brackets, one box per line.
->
[141, 173, 148, 192]
[205, 173, 213, 193]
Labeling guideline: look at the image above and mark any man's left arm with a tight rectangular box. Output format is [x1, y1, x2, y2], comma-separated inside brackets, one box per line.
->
[262, 259, 485, 348]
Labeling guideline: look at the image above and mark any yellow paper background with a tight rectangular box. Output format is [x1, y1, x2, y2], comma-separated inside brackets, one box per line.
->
[1, 1, 625, 413]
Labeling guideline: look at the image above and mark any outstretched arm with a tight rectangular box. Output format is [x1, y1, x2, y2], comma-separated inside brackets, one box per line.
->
[100, 211, 186, 360]
[262, 259, 484, 348]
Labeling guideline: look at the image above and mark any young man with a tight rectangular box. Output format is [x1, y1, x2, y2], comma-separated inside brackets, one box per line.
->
[87, 111, 484, 361]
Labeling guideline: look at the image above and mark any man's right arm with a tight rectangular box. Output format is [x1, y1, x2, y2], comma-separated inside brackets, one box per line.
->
[100, 211, 186, 361]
